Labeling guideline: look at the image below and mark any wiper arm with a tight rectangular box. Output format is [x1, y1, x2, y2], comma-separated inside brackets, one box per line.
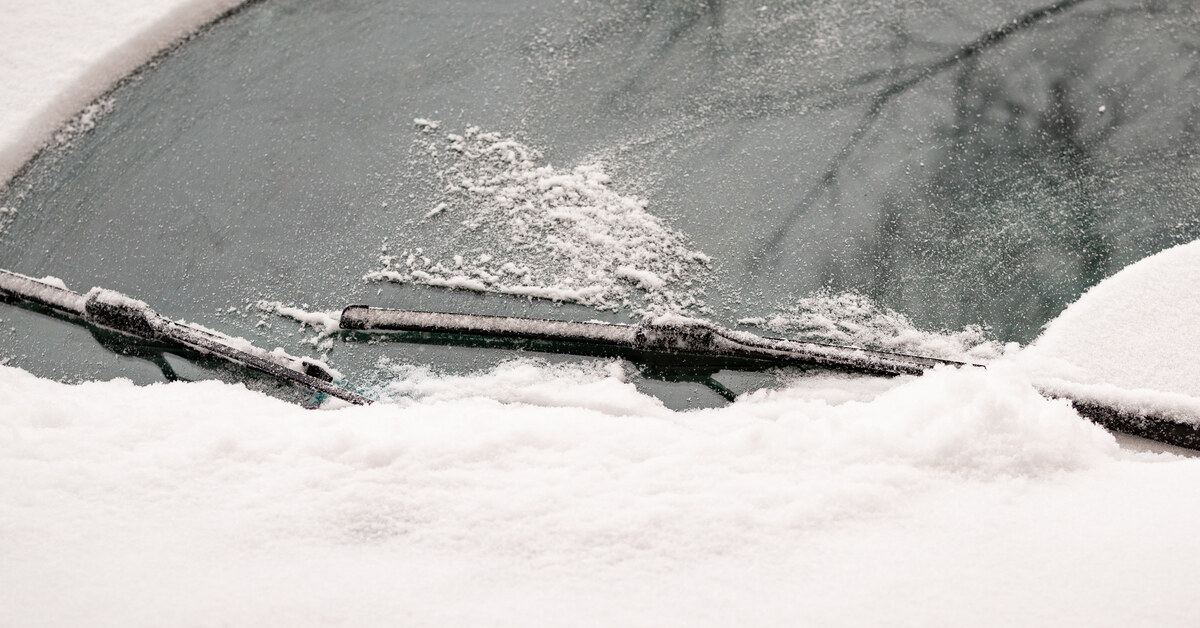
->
[0, 269, 371, 406]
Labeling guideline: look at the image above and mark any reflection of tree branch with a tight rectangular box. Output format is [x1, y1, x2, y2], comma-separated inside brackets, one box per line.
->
[746, 61, 931, 118]
[684, 30, 953, 120]
[606, 0, 724, 103]
[752, 0, 1095, 269]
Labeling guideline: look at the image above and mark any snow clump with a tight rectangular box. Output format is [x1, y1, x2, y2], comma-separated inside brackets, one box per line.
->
[367, 122, 712, 315]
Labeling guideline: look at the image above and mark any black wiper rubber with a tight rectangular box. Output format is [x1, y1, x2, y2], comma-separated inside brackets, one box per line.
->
[0, 269, 371, 406]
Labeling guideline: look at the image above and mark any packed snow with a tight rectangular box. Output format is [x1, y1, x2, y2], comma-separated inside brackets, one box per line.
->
[4, 1, 1200, 626]
[7, 358, 1200, 626]
[1025, 240, 1200, 398]
[1020, 240, 1200, 425]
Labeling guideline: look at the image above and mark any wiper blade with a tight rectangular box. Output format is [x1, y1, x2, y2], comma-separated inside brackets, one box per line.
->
[0, 269, 371, 406]
[339, 305, 971, 377]
[340, 305, 1200, 451]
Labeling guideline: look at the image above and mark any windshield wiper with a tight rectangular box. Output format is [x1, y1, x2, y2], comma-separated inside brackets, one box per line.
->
[0, 269, 371, 405]
[339, 305, 966, 377]
[340, 305, 1200, 452]
[5, 267, 1198, 452]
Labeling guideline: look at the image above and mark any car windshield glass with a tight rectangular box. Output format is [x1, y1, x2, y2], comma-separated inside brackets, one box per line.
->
[1, 0, 1198, 408]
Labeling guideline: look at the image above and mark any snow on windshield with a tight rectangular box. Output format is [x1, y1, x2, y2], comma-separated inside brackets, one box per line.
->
[367, 121, 712, 315]
[739, 290, 1014, 360]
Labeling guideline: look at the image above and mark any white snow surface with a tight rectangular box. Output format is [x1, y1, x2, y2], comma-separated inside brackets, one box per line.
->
[6, 1, 1200, 626]
[1014, 240, 1200, 425]
[256, 300, 341, 336]
[8, 360, 1200, 627]
[1026, 240, 1200, 398]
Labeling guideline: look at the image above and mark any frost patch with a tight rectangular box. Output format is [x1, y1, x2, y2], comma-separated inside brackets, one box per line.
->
[0, 206, 14, 234]
[739, 291, 1013, 361]
[371, 123, 711, 315]
[413, 118, 440, 131]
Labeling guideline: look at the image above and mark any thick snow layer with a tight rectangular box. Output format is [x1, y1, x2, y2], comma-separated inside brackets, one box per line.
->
[7, 0, 1200, 625]
[0, 0, 246, 185]
[1021, 240, 1200, 423]
[7, 360, 1200, 627]
[1027, 240, 1200, 397]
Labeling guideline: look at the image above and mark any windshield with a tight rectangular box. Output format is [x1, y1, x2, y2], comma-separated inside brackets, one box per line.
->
[1, 0, 1198, 408]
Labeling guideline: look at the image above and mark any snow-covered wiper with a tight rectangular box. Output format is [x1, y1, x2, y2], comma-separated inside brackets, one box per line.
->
[0, 269, 371, 406]
[340, 305, 1200, 451]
